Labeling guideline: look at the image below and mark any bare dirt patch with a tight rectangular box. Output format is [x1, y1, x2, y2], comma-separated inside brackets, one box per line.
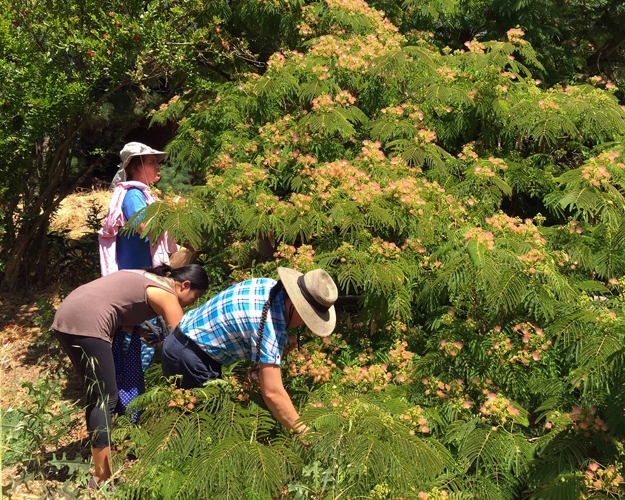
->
[1, 189, 113, 498]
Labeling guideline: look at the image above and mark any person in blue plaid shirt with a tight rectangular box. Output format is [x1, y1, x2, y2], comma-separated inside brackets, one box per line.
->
[161, 266, 338, 434]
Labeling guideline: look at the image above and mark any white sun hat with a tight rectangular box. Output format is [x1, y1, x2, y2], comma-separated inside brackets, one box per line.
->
[277, 267, 338, 337]
[109, 142, 168, 189]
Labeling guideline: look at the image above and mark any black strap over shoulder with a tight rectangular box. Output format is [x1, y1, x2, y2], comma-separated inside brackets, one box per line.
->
[256, 281, 285, 364]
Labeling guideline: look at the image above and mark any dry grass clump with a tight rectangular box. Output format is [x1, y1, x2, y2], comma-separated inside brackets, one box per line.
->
[50, 189, 111, 239]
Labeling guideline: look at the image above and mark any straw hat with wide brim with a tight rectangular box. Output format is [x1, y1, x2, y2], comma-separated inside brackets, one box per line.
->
[278, 267, 338, 337]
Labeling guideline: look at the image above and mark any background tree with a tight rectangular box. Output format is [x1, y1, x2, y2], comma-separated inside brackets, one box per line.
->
[385, 0, 625, 96]
[0, 0, 295, 289]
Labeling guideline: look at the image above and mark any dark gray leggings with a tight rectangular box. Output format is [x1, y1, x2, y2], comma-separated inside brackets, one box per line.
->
[55, 331, 118, 449]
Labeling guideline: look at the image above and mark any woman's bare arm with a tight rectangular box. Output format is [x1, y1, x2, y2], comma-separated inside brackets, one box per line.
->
[145, 286, 184, 330]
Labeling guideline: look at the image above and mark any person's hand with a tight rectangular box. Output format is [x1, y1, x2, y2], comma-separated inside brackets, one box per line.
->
[294, 425, 312, 445]
[139, 316, 169, 346]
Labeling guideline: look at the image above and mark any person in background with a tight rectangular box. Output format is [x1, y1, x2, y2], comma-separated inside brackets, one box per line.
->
[99, 141, 185, 275]
[52, 265, 208, 487]
[161, 267, 338, 434]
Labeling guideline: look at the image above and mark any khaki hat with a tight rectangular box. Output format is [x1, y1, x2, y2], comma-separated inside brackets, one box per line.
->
[109, 142, 168, 189]
[120, 142, 168, 170]
[278, 267, 338, 337]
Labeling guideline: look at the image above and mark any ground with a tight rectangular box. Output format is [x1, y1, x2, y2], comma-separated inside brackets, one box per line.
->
[1, 190, 112, 498]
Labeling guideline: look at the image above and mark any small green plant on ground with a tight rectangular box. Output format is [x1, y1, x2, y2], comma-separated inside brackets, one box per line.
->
[1, 378, 83, 494]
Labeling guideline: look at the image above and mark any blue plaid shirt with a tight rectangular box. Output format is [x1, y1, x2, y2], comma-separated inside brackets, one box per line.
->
[178, 278, 288, 365]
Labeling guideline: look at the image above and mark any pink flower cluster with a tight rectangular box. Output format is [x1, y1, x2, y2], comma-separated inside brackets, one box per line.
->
[223, 369, 264, 402]
[398, 405, 430, 434]
[508, 322, 551, 364]
[386, 177, 436, 214]
[417, 489, 449, 500]
[297, 5, 320, 36]
[479, 393, 520, 423]
[473, 164, 496, 177]
[537, 99, 560, 110]
[356, 140, 385, 163]
[518, 248, 550, 276]
[402, 238, 427, 254]
[207, 162, 269, 199]
[274, 243, 316, 271]
[485, 214, 546, 245]
[368, 238, 401, 259]
[464, 227, 495, 250]
[335, 90, 356, 106]
[458, 143, 479, 161]
[388, 340, 414, 383]
[341, 363, 393, 392]
[288, 344, 336, 384]
[257, 115, 304, 150]
[415, 128, 437, 144]
[506, 28, 526, 44]
[379, 103, 424, 122]
[487, 331, 514, 358]
[436, 66, 457, 82]
[168, 388, 198, 411]
[464, 39, 486, 54]
[340, 340, 415, 391]
[564, 406, 609, 434]
[253, 192, 280, 213]
[418, 255, 444, 270]
[311, 94, 336, 112]
[212, 153, 234, 171]
[581, 162, 612, 188]
[291, 193, 314, 216]
[308, 34, 402, 74]
[597, 150, 623, 166]
[421, 377, 473, 410]
[308, 159, 386, 205]
[583, 462, 623, 495]
[439, 339, 464, 357]
[294, 153, 319, 178]
[266, 51, 286, 70]
[468, 156, 508, 179]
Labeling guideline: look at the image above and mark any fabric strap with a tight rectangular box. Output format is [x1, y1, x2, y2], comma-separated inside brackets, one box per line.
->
[297, 275, 330, 313]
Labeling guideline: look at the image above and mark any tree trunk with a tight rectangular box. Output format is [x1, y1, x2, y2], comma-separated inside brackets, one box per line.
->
[0, 156, 103, 290]
[585, 31, 625, 73]
[1, 212, 49, 289]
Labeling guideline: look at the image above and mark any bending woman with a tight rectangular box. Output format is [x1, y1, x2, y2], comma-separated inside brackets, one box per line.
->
[52, 265, 208, 485]
[161, 267, 338, 434]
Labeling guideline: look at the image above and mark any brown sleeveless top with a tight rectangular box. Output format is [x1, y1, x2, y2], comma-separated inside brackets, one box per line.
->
[52, 270, 175, 343]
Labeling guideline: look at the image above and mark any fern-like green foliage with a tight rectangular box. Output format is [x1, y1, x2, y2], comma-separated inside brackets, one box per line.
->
[132, 0, 625, 498]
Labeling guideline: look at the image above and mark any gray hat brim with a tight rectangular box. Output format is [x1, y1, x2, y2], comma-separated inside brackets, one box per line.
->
[122, 151, 168, 170]
[120, 142, 168, 170]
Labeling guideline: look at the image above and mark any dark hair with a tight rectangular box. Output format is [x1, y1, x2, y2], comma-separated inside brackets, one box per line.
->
[125, 156, 143, 180]
[145, 264, 208, 291]
[256, 281, 285, 364]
